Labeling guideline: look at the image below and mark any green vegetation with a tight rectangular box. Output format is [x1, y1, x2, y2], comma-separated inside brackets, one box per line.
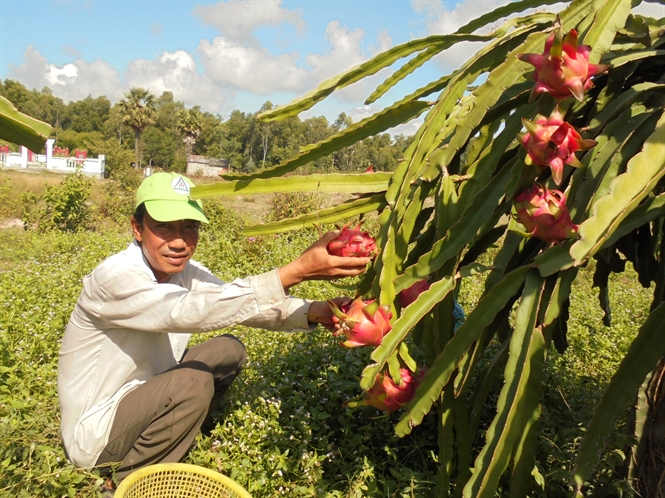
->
[0, 81, 412, 175]
[0, 173, 655, 497]
[2, 1, 663, 495]
[212, 1, 664, 496]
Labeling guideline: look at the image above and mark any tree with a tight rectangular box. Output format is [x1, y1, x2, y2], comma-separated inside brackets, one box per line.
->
[176, 107, 203, 157]
[117, 87, 157, 168]
[193, 2, 665, 496]
[143, 127, 179, 170]
[62, 95, 111, 133]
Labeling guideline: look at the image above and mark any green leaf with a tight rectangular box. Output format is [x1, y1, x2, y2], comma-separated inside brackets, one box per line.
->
[542, 269, 578, 327]
[463, 272, 546, 498]
[398, 342, 418, 373]
[628, 369, 653, 484]
[429, 23, 550, 173]
[257, 36, 483, 122]
[395, 156, 521, 293]
[454, 0, 565, 35]
[509, 404, 542, 498]
[586, 82, 664, 135]
[601, 193, 665, 249]
[190, 172, 392, 199]
[365, 46, 451, 105]
[581, 108, 661, 219]
[362, 276, 457, 391]
[534, 241, 576, 277]
[243, 193, 386, 235]
[393, 266, 530, 436]
[571, 110, 665, 264]
[602, 48, 665, 67]
[369, 11, 554, 107]
[573, 302, 665, 492]
[0, 95, 52, 153]
[582, 0, 634, 64]
[224, 100, 430, 180]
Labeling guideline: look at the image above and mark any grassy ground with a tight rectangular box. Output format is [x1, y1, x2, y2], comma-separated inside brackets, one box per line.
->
[0, 170, 657, 497]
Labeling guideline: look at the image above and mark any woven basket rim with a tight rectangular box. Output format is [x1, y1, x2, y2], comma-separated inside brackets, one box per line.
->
[114, 462, 251, 498]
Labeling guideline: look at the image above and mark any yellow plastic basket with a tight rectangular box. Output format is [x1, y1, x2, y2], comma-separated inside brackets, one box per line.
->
[114, 463, 252, 498]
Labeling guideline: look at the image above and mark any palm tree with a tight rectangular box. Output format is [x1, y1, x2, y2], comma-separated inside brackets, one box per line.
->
[176, 107, 203, 157]
[117, 88, 157, 169]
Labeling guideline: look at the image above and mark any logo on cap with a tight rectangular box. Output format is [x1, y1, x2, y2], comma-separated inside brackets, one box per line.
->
[171, 177, 190, 196]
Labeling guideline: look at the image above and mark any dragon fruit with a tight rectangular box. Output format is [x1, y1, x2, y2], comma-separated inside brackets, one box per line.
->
[364, 368, 422, 413]
[398, 279, 430, 307]
[329, 297, 392, 347]
[327, 223, 378, 258]
[520, 109, 597, 185]
[518, 28, 609, 102]
[514, 184, 578, 243]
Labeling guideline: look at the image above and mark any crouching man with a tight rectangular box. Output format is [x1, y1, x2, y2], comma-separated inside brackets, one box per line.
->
[57, 172, 369, 485]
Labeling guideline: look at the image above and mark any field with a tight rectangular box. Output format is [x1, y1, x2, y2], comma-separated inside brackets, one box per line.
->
[0, 171, 654, 497]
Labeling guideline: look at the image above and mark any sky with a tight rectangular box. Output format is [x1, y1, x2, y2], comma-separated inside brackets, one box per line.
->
[1, 0, 663, 135]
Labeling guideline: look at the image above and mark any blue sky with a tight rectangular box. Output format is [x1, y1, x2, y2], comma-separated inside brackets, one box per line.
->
[1, 0, 662, 133]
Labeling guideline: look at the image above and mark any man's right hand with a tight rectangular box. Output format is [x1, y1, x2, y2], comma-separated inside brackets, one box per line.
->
[278, 231, 370, 291]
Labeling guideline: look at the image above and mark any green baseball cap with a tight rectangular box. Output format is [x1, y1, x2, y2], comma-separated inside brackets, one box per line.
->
[135, 172, 209, 223]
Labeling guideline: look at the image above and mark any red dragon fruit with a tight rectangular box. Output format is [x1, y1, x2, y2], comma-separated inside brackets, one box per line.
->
[520, 108, 597, 185]
[364, 368, 422, 413]
[398, 279, 430, 307]
[327, 223, 378, 258]
[514, 184, 578, 243]
[518, 28, 609, 102]
[329, 297, 392, 347]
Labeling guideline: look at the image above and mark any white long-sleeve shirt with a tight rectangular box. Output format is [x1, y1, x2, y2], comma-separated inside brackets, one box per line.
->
[58, 240, 312, 467]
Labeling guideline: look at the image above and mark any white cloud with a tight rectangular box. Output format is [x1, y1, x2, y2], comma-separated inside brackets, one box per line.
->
[306, 21, 366, 81]
[125, 50, 231, 112]
[198, 37, 308, 93]
[369, 30, 394, 57]
[193, 0, 304, 45]
[9, 46, 123, 102]
[633, 2, 664, 18]
[61, 45, 83, 59]
[390, 118, 423, 138]
[9, 46, 232, 113]
[198, 20, 376, 100]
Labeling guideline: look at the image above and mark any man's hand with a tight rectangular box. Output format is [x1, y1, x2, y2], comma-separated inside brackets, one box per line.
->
[307, 297, 351, 332]
[278, 231, 370, 291]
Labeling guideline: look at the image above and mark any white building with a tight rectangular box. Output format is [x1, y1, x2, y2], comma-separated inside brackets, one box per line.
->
[0, 139, 105, 178]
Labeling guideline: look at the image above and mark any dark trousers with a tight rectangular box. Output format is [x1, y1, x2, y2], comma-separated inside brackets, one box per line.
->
[95, 334, 247, 480]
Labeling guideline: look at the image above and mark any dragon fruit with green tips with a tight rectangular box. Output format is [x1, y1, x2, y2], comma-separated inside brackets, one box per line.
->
[514, 184, 578, 243]
[520, 109, 597, 185]
[329, 297, 392, 347]
[518, 27, 609, 102]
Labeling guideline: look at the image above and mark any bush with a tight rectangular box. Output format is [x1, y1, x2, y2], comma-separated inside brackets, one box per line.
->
[20, 170, 92, 232]
[0, 177, 15, 219]
[266, 192, 322, 223]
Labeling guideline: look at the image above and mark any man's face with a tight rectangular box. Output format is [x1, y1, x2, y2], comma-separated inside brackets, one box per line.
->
[131, 212, 200, 283]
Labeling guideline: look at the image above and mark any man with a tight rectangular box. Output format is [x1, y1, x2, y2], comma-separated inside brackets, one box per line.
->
[57, 172, 369, 484]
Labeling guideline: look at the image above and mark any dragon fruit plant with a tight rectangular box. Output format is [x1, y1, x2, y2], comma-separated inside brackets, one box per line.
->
[326, 223, 378, 258]
[520, 109, 597, 185]
[196, 3, 665, 496]
[514, 184, 578, 243]
[329, 297, 392, 347]
[518, 28, 609, 102]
